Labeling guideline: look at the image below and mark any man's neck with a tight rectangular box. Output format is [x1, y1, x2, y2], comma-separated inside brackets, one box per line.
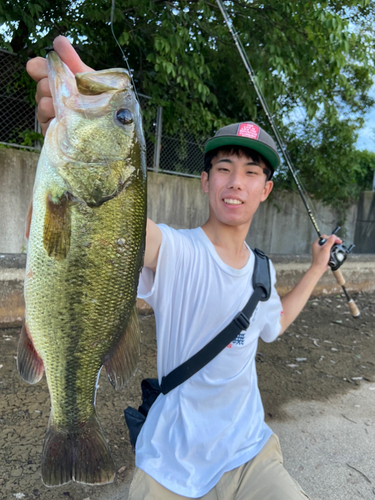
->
[201, 219, 251, 269]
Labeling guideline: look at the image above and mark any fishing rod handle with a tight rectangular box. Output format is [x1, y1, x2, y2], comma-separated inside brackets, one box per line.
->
[347, 300, 360, 318]
[332, 269, 345, 286]
[332, 269, 360, 318]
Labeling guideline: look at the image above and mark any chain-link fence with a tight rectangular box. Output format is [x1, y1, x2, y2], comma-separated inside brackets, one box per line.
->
[0, 52, 206, 176]
[0, 49, 40, 151]
[138, 96, 206, 178]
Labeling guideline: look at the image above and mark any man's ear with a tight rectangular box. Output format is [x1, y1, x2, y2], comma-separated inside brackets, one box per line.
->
[261, 180, 273, 202]
[201, 171, 209, 193]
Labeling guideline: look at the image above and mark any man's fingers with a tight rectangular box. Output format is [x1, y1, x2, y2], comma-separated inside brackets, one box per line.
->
[37, 97, 55, 128]
[53, 36, 93, 74]
[35, 78, 51, 104]
[318, 234, 342, 244]
[26, 57, 48, 83]
[27, 35, 94, 137]
[40, 119, 53, 137]
[327, 234, 342, 247]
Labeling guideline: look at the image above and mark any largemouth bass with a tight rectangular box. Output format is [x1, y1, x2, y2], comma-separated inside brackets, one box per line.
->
[17, 51, 146, 486]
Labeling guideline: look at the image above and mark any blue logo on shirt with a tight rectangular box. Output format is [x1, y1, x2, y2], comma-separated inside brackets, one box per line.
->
[232, 332, 245, 346]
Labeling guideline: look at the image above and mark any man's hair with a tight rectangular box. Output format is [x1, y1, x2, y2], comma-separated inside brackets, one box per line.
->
[204, 145, 273, 180]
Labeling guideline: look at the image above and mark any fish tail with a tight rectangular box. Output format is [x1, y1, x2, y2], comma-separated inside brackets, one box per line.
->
[41, 413, 115, 487]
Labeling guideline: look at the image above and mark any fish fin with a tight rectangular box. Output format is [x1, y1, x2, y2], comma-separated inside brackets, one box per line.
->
[105, 306, 141, 390]
[42, 414, 115, 487]
[17, 320, 44, 384]
[43, 193, 71, 261]
[25, 199, 33, 240]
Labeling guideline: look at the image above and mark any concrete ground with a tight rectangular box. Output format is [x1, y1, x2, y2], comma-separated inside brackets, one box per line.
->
[271, 383, 375, 500]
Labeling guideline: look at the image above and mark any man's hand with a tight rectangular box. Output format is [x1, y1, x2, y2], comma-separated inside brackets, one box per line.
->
[26, 36, 92, 135]
[279, 234, 343, 335]
[311, 234, 342, 273]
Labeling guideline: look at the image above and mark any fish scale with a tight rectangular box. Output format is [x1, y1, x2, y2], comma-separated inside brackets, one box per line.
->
[17, 51, 146, 487]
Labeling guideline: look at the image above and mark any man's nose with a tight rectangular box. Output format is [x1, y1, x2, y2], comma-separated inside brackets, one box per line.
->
[227, 171, 243, 189]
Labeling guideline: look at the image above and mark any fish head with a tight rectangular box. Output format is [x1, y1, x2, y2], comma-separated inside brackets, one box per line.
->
[45, 52, 146, 204]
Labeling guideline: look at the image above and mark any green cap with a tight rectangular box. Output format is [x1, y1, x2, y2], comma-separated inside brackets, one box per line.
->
[205, 122, 280, 173]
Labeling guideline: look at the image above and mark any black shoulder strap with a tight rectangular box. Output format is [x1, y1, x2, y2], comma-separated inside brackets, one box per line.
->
[160, 248, 271, 395]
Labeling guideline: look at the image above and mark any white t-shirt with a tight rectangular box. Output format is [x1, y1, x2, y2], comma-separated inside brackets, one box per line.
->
[136, 225, 283, 498]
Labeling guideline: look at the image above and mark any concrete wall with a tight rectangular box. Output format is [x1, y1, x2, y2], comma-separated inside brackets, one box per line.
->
[0, 149, 39, 254]
[0, 254, 25, 327]
[248, 191, 358, 254]
[0, 148, 372, 255]
[145, 173, 359, 255]
[147, 171, 209, 230]
[354, 191, 375, 253]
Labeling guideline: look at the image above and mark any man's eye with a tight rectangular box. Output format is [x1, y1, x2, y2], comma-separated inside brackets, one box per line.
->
[247, 170, 257, 175]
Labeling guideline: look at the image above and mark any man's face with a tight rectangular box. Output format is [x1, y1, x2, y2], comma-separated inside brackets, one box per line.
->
[201, 151, 273, 229]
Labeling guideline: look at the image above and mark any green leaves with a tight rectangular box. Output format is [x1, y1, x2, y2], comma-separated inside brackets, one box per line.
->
[1, 0, 375, 204]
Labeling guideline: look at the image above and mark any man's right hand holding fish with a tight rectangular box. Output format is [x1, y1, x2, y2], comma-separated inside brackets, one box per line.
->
[28, 37, 92, 135]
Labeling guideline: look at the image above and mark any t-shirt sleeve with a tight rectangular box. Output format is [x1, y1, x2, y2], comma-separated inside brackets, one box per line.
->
[137, 224, 183, 309]
[259, 260, 283, 343]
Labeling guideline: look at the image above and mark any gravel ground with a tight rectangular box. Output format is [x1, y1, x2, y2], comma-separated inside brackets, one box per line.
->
[1, 290, 374, 500]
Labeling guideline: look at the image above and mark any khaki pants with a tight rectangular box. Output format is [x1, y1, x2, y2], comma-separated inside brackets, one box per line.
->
[129, 434, 310, 500]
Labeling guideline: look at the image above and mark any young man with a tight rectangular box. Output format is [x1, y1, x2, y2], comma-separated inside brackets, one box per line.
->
[27, 36, 340, 499]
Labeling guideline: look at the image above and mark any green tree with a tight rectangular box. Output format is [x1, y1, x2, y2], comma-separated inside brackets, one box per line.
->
[354, 149, 375, 191]
[1, 0, 374, 202]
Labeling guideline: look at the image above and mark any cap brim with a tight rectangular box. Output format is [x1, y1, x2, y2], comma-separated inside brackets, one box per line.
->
[205, 136, 280, 171]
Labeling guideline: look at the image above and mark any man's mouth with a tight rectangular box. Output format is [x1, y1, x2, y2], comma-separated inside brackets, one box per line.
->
[223, 198, 243, 205]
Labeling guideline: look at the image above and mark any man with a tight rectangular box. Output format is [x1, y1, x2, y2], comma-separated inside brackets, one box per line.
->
[27, 36, 340, 499]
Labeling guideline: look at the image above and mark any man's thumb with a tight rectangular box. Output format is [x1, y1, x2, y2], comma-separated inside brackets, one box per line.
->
[53, 36, 93, 75]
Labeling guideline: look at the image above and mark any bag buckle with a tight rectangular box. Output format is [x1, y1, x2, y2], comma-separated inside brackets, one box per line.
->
[233, 311, 250, 331]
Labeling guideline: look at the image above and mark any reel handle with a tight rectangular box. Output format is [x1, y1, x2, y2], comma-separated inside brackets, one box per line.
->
[332, 269, 360, 318]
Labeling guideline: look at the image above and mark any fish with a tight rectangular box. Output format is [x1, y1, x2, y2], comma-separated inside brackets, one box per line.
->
[17, 51, 146, 487]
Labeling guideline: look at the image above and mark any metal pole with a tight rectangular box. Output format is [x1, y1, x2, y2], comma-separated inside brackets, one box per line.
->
[153, 106, 163, 172]
[34, 107, 42, 151]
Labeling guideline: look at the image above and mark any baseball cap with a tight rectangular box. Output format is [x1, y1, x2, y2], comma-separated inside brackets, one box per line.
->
[205, 122, 280, 173]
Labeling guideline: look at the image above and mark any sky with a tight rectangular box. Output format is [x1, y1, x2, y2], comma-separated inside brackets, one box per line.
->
[356, 85, 375, 152]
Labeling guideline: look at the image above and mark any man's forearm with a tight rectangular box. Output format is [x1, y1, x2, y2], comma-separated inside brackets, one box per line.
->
[279, 265, 324, 335]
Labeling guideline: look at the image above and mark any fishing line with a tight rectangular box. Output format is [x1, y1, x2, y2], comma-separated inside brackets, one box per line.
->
[110, 0, 140, 104]
[216, 0, 360, 317]
[75, 0, 142, 190]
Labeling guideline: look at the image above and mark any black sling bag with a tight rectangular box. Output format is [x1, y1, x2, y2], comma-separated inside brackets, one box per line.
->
[124, 248, 271, 450]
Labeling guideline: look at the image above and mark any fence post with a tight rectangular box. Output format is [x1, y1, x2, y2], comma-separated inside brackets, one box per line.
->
[153, 106, 163, 172]
[34, 107, 42, 151]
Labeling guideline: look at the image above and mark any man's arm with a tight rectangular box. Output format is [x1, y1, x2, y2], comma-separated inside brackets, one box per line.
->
[27, 35, 162, 271]
[144, 219, 162, 272]
[279, 234, 342, 335]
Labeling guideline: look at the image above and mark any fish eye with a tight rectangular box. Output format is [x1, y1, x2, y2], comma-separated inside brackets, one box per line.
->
[116, 108, 133, 125]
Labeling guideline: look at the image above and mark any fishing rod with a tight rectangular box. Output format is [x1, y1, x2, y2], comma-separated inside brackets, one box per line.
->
[216, 0, 360, 318]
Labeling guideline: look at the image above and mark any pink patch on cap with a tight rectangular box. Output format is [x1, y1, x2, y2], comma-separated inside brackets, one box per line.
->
[237, 123, 260, 140]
